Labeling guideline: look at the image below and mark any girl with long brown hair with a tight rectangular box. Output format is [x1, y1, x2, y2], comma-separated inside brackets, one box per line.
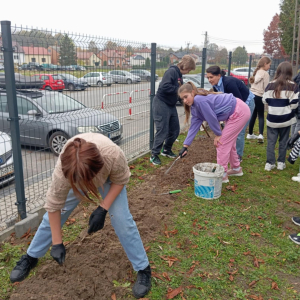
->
[248, 56, 271, 142]
[10, 133, 151, 299]
[178, 82, 250, 183]
[262, 61, 299, 171]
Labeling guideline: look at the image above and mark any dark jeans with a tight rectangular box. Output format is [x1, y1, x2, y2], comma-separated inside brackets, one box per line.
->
[266, 126, 290, 164]
[249, 95, 264, 135]
[151, 96, 180, 156]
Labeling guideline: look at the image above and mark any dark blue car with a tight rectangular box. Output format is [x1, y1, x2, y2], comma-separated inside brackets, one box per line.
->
[57, 73, 88, 91]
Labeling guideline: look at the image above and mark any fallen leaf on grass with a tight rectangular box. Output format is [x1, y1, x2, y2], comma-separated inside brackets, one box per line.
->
[138, 176, 144, 180]
[271, 281, 280, 290]
[229, 275, 234, 281]
[250, 232, 261, 237]
[152, 272, 165, 281]
[228, 269, 238, 275]
[245, 224, 250, 231]
[226, 184, 238, 192]
[66, 218, 76, 226]
[218, 237, 231, 245]
[129, 165, 135, 169]
[159, 255, 179, 267]
[294, 201, 300, 205]
[191, 245, 198, 249]
[249, 280, 259, 287]
[166, 287, 183, 299]
[186, 265, 195, 275]
[144, 246, 150, 252]
[180, 292, 186, 300]
[111, 293, 117, 300]
[243, 251, 252, 256]
[253, 257, 264, 268]
[163, 272, 171, 281]
[248, 295, 263, 300]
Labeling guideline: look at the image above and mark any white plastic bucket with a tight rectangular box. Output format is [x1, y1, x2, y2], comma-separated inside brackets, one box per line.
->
[193, 163, 224, 200]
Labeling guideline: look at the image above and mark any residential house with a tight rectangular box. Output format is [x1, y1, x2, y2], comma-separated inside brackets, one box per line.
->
[48, 46, 60, 65]
[22, 46, 51, 64]
[77, 51, 101, 66]
[97, 50, 129, 68]
[130, 55, 146, 66]
[134, 48, 161, 61]
[169, 51, 189, 64]
[0, 38, 25, 65]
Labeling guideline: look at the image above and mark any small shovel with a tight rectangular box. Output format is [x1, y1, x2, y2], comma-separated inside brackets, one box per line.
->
[164, 156, 180, 175]
[160, 190, 181, 195]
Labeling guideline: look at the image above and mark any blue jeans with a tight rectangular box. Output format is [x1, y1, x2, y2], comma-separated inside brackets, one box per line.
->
[236, 97, 255, 158]
[27, 181, 149, 271]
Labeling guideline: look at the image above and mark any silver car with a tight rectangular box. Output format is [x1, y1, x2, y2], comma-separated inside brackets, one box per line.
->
[109, 70, 141, 84]
[80, 72, 113, 87]
[0, 132, 14, 186]
[0, 90, 123, 156]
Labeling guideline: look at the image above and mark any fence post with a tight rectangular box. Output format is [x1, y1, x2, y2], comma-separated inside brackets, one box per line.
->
[228, 51, 232, 76]
[201, 48, 207, 88]
[248, 55, 252, 87]
[149, 43, 156, 150]
[1, 21, 27, 220]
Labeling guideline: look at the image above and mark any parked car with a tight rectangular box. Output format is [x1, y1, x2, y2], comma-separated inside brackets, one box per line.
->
[41, 64, 58, 71]
[70, 65, 86, 71]
[0, 73, 44, 89]
[0, 131, 14, 187]
[0, 90, 123, 156]
[32, 74, 65, 91]
[130, 70, 158, 81]
[80, 72, 113, 87]
[56, 74, 88, 91]
[232, 68, 253, 77]
[18, 63, 43, 71]
[57, 65, 75, 71]
[109, 70, 141, 84]
[183, 74, 212, 90]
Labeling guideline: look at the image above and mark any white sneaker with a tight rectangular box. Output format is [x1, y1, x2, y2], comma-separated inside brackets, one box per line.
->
[277, 162, 286, 170]
[247, 134, 258, 140]
[257, 134, 264, 143]
[292, 175, 300, 182]
[265, 163, 276, 171]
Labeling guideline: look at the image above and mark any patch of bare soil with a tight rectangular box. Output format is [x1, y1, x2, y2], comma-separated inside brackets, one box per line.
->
[10, 135, 216, 300]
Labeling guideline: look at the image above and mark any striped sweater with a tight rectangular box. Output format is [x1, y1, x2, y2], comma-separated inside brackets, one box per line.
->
[262, 80, 299, 128]
[288, 138, 300, 164]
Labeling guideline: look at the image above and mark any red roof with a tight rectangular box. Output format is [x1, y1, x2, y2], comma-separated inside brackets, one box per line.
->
[76, 51, 94, 59]
[135, 48, 151, 53]
[22, 46, 50, 55]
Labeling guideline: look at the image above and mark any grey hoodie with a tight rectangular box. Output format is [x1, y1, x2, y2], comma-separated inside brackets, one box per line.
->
[250, 69, 270, 97]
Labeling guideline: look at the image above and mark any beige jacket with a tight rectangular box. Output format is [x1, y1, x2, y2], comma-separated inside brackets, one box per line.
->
[250, 69, 270, 97]
[44, 133, 130, 212]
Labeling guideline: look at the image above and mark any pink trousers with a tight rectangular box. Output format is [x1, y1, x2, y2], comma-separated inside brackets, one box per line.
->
[217, 99, 251, 173]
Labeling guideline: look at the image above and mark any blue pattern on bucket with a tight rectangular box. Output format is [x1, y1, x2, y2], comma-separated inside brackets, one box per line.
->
[195, 185, 214, 199]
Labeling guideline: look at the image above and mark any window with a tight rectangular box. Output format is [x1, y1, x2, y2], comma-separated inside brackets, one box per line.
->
[116, 60, 120, 64]
[0, 96, 8, 113]
[42, 58, 46, 62]
[84, 73, 92, 78]
[31, 75, 41, 81]
[41, 75, 49, 80]
[13, 55, 19, 59]
[31, 58, 36, 62]
[92, 73, 99, 77]
[16, 97, 38, 115]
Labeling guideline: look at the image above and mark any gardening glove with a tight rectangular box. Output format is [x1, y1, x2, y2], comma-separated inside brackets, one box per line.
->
[88, 205, 108, 234]
[50, 243, 66, 265]
[179, 146, 188, 158]
[287, 132, 300, 149]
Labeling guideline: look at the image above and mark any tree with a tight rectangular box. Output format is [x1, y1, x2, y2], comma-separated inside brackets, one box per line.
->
[232, 46, 248, 64]
[145, 57, 150, 68]
[89, 41, 99, 54]
[279, 0, 296, 55]
[126, 45, 134, 57]
[263, 14, 287, 58]
[58, 34, 77, 66]
[105, 40, 117, 50]
[216, 48, 228, 64]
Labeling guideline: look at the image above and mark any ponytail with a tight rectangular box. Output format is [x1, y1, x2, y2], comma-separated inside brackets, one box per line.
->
[249, 56, 272, 85]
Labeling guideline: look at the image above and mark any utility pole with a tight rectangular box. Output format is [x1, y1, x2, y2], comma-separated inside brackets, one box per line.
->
[292, 0, 300, 77]
[185, 41, 191, 53]
[204, 31, 208, 48]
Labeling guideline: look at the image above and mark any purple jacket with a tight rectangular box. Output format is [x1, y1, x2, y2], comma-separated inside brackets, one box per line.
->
[184, 93, 237, 145]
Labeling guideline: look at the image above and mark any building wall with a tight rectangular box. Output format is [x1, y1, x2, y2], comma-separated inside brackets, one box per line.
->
[24, 54, 51, 64]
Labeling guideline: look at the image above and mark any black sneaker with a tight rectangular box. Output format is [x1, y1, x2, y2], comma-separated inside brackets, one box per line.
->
[10, 254, 38, 283]
[150, 155, 161, 165]
[132, 265, 151, 299]
[292, 217, 300, 226]
[161, 150, 177, 159]
[289, 233, 300, 245]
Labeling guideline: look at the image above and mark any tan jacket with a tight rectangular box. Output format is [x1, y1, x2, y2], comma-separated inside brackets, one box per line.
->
[250, 69, 270, 97]
[44, 133, 130, 212]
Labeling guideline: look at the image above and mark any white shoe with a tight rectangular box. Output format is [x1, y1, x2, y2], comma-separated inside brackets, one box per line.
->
[277, 162, 286, 170]
[292, 174, 300, 182]
[257, 134, 264, 143]
[247, 134, 258, 140]
[265, 163, 276, 171]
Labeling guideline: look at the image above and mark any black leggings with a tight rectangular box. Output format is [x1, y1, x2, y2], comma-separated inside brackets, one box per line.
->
[248, 95, 264, 135]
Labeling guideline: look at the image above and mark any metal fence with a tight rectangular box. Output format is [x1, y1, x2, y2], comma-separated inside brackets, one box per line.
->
[0, 21, 280, 232]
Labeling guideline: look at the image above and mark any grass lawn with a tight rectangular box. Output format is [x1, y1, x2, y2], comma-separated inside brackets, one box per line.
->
[1, 122, 300, 299]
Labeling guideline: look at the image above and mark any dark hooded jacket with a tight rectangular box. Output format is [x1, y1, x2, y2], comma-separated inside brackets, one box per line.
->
[156, 65, 183, 106]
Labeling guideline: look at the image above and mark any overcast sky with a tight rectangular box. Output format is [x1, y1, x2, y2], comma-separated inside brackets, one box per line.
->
[2, 0, 281, 53]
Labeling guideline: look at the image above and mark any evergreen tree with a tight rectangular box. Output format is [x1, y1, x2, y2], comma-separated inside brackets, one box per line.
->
[145, 57, 150, 68]
[59, 34, 77, 66]
[232, 46, 248, 64]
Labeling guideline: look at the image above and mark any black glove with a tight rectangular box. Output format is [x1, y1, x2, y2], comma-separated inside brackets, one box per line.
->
[179, 147, 188, 158]
[288, 155, 295, 164]
[50, 243, 66, 265]
[88, 206, 108, 234]
[287, 132, 300, 149]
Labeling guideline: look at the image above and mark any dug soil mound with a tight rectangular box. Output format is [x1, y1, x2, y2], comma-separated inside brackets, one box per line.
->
[10, 135, 216, 300]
